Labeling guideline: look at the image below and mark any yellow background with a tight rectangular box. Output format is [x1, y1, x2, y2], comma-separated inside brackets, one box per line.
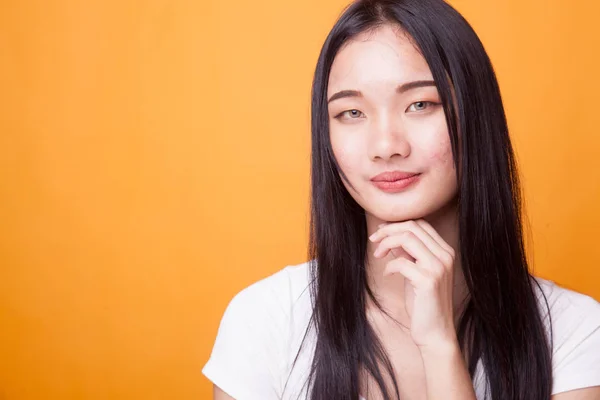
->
[1, 0, 598, 398]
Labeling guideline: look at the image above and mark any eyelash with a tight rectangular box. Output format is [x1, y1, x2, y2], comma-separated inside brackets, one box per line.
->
[407, 101, 438, 112]
[334, 101, 440, 119]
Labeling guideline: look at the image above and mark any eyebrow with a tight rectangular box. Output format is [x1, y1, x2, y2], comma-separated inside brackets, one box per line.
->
[327, 80, 437, 104]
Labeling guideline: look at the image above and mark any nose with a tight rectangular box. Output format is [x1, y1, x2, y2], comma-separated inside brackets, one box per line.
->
[367, 113, 411, 161]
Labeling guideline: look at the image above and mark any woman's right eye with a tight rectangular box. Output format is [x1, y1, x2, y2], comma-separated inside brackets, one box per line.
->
[336, 109, 365, 119]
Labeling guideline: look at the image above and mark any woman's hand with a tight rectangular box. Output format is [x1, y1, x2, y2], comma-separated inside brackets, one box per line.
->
[369, 219, 458, 353]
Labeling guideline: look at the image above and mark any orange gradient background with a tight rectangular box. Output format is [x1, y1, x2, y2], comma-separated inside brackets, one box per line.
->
[1, 0, 599, 398]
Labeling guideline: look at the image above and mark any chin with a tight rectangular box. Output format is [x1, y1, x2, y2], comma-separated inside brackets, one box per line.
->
[370, 211, 426, 223]
[366, 202, 430, 223]
[365, 194, 455, 224]
[346, 181, 458, 223]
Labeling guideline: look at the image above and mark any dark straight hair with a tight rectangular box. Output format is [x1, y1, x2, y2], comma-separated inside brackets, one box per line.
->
[300, 0, 553, 399]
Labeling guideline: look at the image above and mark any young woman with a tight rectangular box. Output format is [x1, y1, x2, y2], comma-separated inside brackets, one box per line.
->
[203, 0, 600, 399]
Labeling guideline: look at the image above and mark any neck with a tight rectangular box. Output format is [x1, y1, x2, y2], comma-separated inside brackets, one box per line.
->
[364, 199, 468, 325]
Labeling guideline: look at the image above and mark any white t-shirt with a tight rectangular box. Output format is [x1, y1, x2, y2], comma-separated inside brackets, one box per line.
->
[203, 261, 600, 399]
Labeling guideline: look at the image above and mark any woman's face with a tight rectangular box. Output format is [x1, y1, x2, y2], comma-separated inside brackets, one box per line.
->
[327, 24, 458, 224]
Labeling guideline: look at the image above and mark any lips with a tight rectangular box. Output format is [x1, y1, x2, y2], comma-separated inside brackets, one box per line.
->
[371, 171, 419, 182]
[373, 174, 421, 193]
[370, 171, 421, 193]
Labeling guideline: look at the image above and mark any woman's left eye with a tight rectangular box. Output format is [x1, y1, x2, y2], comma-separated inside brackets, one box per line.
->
[407, 101, 437, 112]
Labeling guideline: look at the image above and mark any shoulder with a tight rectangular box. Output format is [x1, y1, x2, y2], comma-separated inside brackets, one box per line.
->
[533, 277, 600, 338]
[533, 277, 600, 312]
[223, 261, 312, 323]
[202, 261, 313, 399]
[532, 277, 600, 395]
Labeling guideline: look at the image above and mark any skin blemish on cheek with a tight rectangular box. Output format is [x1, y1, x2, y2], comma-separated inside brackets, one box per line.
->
[428, 139, 456, 169]
[430, 140, 449, 159]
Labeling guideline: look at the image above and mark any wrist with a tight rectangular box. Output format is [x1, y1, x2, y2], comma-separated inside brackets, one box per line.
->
[418, 338, 462, 360]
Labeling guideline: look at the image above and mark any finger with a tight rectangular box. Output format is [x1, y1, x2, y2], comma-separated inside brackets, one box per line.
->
[372, 222, 389, 236]
[374, 232, 442, 273]
[414, 219, 455, 255]
[371, 221, 450, 266]
[384, 256, 431, 286]
[413, 220, 455, 268]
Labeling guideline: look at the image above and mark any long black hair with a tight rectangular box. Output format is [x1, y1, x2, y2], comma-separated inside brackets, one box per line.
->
[299, 0, 553, 399]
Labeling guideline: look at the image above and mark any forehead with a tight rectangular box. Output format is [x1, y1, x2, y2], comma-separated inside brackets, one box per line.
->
[327, 25, 433, 94]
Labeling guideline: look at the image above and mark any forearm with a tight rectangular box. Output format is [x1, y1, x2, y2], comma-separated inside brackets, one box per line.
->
[420, 342, 477, 400]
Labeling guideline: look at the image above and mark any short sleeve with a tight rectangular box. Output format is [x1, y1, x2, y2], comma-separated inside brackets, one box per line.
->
[548, 285, 600, 394]
[202, 270, 292, 400]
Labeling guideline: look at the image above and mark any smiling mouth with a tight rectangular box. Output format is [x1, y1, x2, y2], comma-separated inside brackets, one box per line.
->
[371, 173, 421, 193]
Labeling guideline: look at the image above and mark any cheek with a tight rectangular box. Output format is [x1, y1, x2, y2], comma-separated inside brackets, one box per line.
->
[330, 132, 363, 177]
[427, 134, 454, 170]
[429, 145, 452, 166]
